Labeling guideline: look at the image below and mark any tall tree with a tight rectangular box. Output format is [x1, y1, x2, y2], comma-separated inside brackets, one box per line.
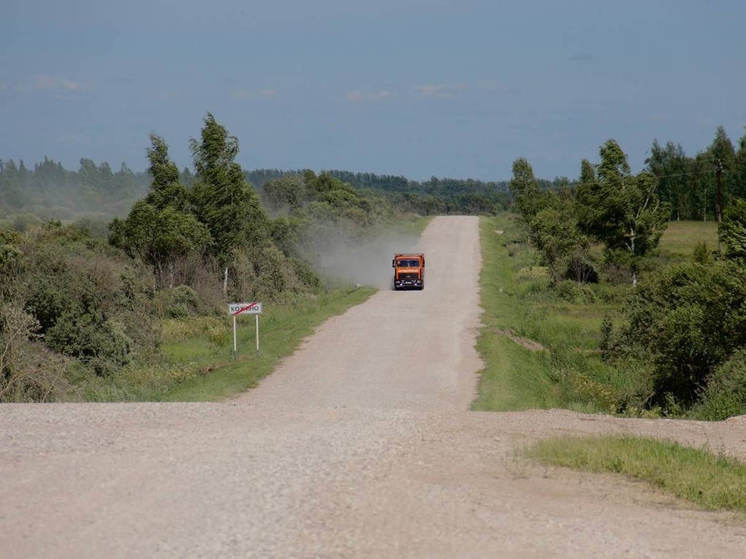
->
[509, 157, 547, 223]
[576, 140, 669, 285]
[645, 140, 688, 220]
[708, 126, 736, 235]
[730, 129, 746, 201]
[110, 136, 210, 288]
[189, 113, 269, 293]
[719, 198, 746, 262]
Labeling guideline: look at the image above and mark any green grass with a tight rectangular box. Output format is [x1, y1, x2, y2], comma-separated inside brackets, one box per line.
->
[88, 287, 375, 401]
[526, 435, 746, 513]
[658, 220, 718, 255]
[473, 215, 629, 413]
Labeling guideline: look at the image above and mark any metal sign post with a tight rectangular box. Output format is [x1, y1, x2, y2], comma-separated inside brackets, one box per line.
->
[228, 302, 263, 354]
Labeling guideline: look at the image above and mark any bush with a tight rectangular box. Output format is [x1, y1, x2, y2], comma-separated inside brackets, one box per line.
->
[1, 222, 158, 380]
[621, 260, 746, 409]
[153, 285, 200, 318]
[554, 280, 596, 304]
[696, 350, 746, 420]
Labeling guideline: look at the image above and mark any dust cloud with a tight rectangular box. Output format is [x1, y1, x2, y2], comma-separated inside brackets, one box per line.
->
[300, 225, 423, 290]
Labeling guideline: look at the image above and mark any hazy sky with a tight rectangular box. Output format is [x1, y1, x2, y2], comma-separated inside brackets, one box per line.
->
[2, 0, 745, 180]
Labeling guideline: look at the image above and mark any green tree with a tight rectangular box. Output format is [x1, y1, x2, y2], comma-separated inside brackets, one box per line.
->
[110, 136, 210, 287]
[645, 140, 688, 220]
[509, 157, 548, 223]
[529, 204, 586, 285]
[708, 126, 736, 229]
[731, 129, 746, 201]
[145, 134, 188, 211]
[189, 113, 269, 293]
[719, 198, 746, 262]
[576, 140, 669, 285]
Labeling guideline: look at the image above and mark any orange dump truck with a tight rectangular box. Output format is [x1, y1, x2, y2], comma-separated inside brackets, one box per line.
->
[392, 253, 425, 290]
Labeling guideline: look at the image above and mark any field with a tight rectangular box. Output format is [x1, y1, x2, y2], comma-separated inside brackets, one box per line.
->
[659, 220, 718, 255]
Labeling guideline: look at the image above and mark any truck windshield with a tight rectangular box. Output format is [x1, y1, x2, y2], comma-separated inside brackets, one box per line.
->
[397, 260, 419, 267]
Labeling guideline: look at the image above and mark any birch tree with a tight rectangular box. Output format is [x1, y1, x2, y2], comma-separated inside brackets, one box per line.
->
[576, 140, 669, 285]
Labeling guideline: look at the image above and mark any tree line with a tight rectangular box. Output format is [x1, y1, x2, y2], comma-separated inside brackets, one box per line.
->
[0, 157, 150, 220]
[646, 126, 746, 220]
[251, 169, 518, 215]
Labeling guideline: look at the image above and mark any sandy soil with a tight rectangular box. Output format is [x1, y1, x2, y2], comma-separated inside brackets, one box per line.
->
[2, 216, 745, 558]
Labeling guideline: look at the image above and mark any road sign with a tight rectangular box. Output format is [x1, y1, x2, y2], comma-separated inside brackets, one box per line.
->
[228, 302, 263, 353]
[228, 302, 262, 315]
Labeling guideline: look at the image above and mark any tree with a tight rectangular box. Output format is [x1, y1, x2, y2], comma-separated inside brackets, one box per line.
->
[189, 113, 269, 293]
[529, 204, 585, 285]
[110, 136, 210, 287]
[145, 134, 188, 211]
[731, 129, 746, 201]
[509, 157, 548, 223]
[719, 198, 746, 262]
[708, 127, 736, 240]
[576, 140, 669, 285]
[645, 140, 688, 220]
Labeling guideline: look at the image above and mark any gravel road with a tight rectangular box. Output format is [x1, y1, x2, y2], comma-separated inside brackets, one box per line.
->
[2, 216, 746, 558]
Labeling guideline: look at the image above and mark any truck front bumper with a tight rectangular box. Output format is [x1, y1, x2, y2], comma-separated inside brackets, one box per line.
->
[395, 279, 422, 288]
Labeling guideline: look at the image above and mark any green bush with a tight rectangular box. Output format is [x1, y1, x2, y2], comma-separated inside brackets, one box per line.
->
[1, 222, 158, 380]
[153, 285, 200, 318]
[622, 260, 746, 409]
[696, 349, 746, 420]
[554, 280, 596, 304]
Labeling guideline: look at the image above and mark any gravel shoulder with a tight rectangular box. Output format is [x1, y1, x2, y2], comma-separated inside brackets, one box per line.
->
[2, 216, 745, 558]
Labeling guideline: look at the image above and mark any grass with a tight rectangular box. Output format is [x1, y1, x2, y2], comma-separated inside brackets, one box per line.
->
[88, 286, 375, 401]
[473, 215, 726, 415]
[473, 214, 628, 413]
[526, 435, 746, 513]
[658, 220, 718, 255]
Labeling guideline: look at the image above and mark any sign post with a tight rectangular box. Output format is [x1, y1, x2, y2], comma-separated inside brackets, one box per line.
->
[228, 302, 263, 353]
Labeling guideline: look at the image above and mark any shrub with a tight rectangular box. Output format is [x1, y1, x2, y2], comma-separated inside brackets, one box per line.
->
[696, 350, 746, 420]
[153, 285, 200, 318]
[1, 222, 158, 379]
[621, 260, 746, 409]
[554, 280, 596, 304]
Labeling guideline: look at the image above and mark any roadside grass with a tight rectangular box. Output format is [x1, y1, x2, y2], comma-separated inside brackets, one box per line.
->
[86, 287, 375, 401]
[526, 435, 746, 513]
[473, 214, 629, 413]
[473, 215, 725, 415]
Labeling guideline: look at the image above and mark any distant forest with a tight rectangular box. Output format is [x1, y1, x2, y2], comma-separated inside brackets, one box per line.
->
[2, 124, 745, 221]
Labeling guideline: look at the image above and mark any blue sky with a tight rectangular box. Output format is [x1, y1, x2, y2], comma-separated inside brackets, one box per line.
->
[2, 0, 745, 180]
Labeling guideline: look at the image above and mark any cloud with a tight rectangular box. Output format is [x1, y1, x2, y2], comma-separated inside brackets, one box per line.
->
[346, 89, 394, 102]
[413, 83, 465, 98]
[34, 75, 83, 91]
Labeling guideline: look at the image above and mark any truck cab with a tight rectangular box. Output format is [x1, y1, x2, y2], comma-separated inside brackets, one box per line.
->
[392, 253, 425, 290]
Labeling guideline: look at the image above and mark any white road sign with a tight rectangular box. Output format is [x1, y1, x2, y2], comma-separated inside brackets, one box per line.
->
[229, 302, 262, 315]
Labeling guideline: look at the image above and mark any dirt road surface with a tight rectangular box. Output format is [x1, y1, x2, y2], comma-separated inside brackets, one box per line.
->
[2, 216, 746, 558]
